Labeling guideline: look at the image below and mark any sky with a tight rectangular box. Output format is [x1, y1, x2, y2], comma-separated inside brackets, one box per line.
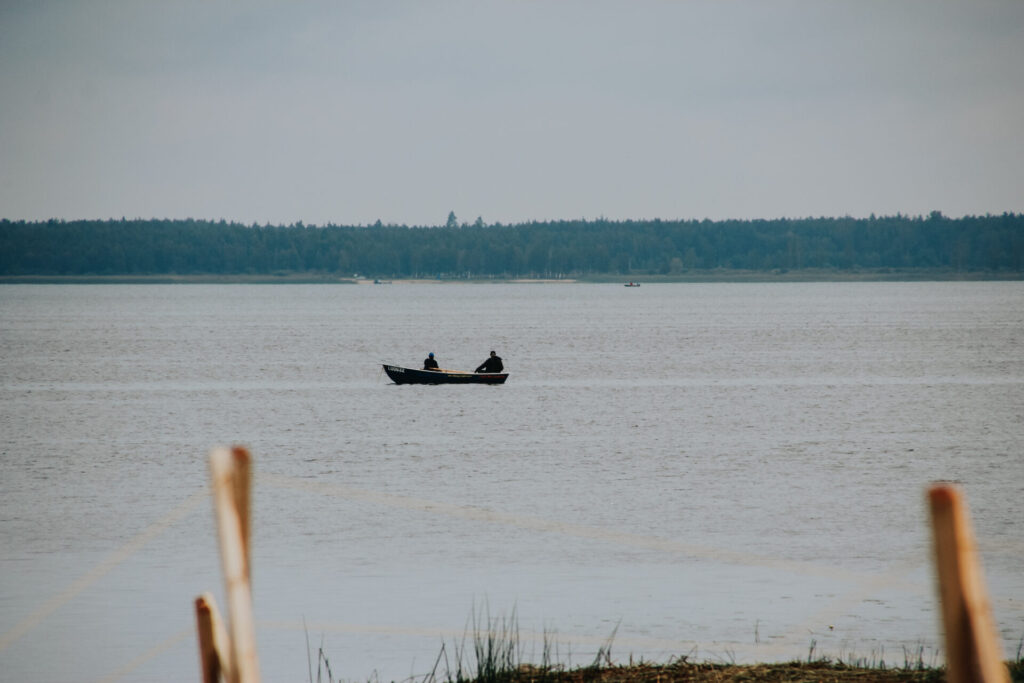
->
[1, 0, 1022, 227]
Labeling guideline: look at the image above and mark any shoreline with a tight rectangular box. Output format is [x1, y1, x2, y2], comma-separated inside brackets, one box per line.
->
[0, 269, 1020, 285]
[467, 658, 1024, 683]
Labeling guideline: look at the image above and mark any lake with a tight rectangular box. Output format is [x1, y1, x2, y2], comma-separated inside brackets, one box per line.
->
[1, 282, 1022, 682]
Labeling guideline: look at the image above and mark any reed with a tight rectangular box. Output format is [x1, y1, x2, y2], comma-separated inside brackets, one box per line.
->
[302, 615, 1024, 683]
[412, 604, 569, 683]
[305, 622, 336, 683]
[407, 607, 944, 683]
[1010, 637, 1024, 683]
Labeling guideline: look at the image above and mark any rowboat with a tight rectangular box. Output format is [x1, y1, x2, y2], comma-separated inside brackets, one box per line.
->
[382, 364, 509, 385]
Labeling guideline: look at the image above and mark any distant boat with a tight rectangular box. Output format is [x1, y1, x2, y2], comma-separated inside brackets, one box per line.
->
[624, 282, 641, 287]
[382, 364, 508, 385]
[374, 279, 392, 284]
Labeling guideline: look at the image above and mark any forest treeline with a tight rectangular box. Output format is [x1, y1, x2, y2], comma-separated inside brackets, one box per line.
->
[1, 212, 1022, 278]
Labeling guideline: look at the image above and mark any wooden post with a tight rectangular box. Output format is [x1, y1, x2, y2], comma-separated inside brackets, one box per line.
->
[230, 445, 252, 570]
[210, 447, 261, 683]
[928, 483, 1008, 683]
[195, 592, 233, 683]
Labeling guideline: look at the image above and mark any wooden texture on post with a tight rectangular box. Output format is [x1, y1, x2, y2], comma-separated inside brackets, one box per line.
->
[230, 446, 252, 570]
[195, 592, 233, 683]
[210, 446, 261, 683]
[928, 483, 1008, 683]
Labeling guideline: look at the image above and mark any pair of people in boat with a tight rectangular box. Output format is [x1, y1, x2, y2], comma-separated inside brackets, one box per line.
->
[423, 350, 503, 374]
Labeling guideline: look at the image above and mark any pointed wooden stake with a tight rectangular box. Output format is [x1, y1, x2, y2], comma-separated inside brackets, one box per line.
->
[928, 483, 1008, 683]
[210, 446, 261, 683]
[195, 592, 234, 683]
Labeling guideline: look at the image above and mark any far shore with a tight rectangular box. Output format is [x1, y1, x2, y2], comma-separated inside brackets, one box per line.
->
[0, 269, 1020, 285]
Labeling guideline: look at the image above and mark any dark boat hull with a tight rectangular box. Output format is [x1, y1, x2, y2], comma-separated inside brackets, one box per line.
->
[383, 364, 508, 385]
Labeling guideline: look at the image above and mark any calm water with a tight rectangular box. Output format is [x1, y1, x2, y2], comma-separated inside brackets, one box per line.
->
[1, 282, 1022, 682]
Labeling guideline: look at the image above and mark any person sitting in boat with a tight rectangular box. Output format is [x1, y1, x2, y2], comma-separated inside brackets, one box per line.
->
[475, 350, 503, 374]
[423, 352, 439, 371]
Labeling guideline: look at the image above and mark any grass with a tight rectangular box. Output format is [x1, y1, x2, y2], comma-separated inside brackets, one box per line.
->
[308, 614, 1024, 683]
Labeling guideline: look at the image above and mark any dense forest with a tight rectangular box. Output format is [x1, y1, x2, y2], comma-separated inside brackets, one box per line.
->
[1, 212, 1021, 278]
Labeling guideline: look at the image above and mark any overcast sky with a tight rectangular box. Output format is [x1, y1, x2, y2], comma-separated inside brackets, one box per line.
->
[1, 1, 1022, 226]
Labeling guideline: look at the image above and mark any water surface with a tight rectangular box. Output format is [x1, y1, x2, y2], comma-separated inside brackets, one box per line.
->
[1, 282, 1022, 681]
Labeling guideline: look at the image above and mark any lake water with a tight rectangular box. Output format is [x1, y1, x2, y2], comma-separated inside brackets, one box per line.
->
[1, 282, 1022, 682]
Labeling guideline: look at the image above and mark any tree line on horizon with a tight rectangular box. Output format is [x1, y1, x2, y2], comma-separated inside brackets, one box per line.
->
[1, 212, 1021, 277]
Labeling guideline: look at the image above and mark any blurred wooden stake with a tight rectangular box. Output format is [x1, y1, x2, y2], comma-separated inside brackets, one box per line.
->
[231, 445, 252, 569]
[210, 446, 261, 683]
[928, 483, 1008, 683]
[195, 592, 233, 683]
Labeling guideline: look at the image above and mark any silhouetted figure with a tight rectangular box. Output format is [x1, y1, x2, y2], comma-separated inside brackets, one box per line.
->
[423, 352, 439, 371]
[475, 350, 504, 374]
